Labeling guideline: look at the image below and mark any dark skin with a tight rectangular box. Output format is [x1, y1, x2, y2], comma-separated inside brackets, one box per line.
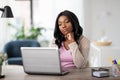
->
[58, 16, 75, 50]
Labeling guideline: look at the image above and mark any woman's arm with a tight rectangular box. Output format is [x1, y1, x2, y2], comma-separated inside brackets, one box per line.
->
[68, 36, 90, 68]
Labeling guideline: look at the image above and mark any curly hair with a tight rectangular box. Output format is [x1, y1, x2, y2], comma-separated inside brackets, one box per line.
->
[54, 10, 83, 48]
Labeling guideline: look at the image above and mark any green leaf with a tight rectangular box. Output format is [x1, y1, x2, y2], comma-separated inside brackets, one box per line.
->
[0, 58, 2, 65]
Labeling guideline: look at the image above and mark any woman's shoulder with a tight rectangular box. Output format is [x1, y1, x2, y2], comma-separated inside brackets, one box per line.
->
[78, 35, 90, 45]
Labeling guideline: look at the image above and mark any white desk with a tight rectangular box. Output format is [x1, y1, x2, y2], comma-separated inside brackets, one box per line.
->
[89, 43, 120, 67]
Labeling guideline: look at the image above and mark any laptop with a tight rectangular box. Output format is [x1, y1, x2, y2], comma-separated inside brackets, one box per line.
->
[21, 47, 69, 75]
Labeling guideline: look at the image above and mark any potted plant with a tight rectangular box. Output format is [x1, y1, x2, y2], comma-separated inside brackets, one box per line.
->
[14, 26, 45, 40]
[8, 23, 45, 40]
[0, 52, 7, 76]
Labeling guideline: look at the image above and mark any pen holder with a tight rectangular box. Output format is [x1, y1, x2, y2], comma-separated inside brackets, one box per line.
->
[112, 64, 120, 77]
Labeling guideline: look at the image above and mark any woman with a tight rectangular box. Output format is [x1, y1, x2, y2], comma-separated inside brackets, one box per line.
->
[49, 10, 90, 71]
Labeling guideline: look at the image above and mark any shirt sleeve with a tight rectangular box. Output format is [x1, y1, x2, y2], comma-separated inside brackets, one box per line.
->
[68, 36, 90, 68]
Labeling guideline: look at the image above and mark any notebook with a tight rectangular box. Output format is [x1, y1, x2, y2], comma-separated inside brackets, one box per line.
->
[20, 47, 69, 75]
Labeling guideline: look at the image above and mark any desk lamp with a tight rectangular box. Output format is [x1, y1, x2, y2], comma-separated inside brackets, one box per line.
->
[0, 6, 14, 18]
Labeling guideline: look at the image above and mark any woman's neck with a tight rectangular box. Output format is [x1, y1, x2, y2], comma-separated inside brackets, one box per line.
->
[63, 40, 70, 50]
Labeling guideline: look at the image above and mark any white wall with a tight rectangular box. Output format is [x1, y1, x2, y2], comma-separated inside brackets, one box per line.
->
[33, 0, 84, 42]
[0, 0, 30, 50]
[1, 0, 120, 47]
[0, 0, 9, 50]
[83, 0, 120, 45]
[0, 0, 7, 16]
[33, 0, 120, 46]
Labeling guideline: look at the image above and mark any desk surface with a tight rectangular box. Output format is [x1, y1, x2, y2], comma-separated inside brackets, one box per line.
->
[1, 65, 120, 80]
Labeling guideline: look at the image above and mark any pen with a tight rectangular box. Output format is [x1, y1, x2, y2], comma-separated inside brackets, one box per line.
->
[113, 59, 118, 64]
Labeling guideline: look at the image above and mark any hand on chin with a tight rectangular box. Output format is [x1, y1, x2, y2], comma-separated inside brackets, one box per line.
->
[64, 32, 75, 42]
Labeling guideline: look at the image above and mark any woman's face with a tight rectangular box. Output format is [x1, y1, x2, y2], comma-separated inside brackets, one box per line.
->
[58, 15, 73, 35]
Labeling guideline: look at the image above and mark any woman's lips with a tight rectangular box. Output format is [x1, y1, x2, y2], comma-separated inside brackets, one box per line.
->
[62, 28, 68, 34]
[63, 31, 68, 35]
[63, 29, 67, 32]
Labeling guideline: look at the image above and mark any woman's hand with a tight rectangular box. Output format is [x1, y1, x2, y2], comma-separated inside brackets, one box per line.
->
[65, 32, 75, 43]
[63, 32, 75, 50]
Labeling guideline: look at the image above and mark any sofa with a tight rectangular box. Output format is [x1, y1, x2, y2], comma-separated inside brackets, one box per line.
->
[3, 40, 40, 65]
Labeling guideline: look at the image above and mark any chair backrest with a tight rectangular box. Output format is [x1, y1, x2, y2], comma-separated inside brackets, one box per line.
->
[3, 40, 40, 58]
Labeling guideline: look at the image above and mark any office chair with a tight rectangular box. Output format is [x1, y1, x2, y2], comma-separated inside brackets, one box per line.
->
[3, 40, 40, 65]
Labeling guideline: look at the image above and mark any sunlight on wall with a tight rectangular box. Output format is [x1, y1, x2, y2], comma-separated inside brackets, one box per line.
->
[0, 0, 84, 47]
[33, 0, 84, 42]
[0, 19, 12, 50]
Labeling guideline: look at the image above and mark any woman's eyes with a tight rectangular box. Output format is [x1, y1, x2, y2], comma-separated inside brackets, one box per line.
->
[58, 20, 70, 26]
[65, 20, 70, 23]
[58, 23, 62, 26]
